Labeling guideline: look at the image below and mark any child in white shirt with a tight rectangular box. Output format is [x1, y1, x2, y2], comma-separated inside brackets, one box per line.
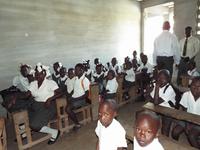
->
[105, 70, 118, 100]
[187, 61, 200, 84]
[134, 110, 164, 150]
[95, 99, 127, 150]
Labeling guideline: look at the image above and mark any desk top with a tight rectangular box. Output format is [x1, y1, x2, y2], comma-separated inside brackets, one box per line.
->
[143, 102, 200, 126]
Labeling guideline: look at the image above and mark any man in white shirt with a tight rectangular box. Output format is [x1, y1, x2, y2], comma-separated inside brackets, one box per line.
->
[153, 21, 180, 77]
[177, 26, 200, 85]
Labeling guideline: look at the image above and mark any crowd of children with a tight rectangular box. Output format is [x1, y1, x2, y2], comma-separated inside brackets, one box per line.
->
[0, 49, 200, 149]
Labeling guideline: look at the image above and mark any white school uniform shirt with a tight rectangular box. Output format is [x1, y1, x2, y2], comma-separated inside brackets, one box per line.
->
[138, 62, 153, 74]
[95, 119, 127, 150]
[153, 30, 180, 66]
[110, 64, 121, 75]
[150, 83, 176, 108]
[125, 68, 135, 82]
[180, 91, 200, 115]
[65, 77, 75, 94]
[13, 75, 29, 92]
[106, 77, 118, 94]
[72, 74, 90, 98]
[134, 137, 164, 150]
[28, 79, 58, 102]
[180, 36, 200, 59]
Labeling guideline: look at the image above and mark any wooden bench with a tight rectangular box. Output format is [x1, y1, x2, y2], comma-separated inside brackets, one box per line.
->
[56, 97, 92, 134]
[12, 110, 51, 150]
[116, 75, 138, 107]
[0, 118, 6, 150]
[143, 102, 200, 126]
[89, 82, 99, 120]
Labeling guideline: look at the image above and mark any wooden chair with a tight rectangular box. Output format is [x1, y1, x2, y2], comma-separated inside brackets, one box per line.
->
[0, 118, 6, 150]
[12, 110, 51, 150]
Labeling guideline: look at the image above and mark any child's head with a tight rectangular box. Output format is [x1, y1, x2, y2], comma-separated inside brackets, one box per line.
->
[135, 110, 160, 147]
[94, 58, 99, 65]
[111, 57, 117, 66]
[75, 63, 84, 78]
[188, 60, 196, 71]
[96, 64, 102, 74]
[20, 64, 30, 78]
[98, 99, 117, 127]
[190, 77, 200, 100]
[141, 55, 148, 65]
[157, 69, 170, 87]
[68, 68, 75, 79]
[126, 61, 132, 70]
[35, 65, 46, 83]
[133, 50, 137, 58]
[107, 70, 115, 80]
[60, 67, 67, 78]
[53, 62, 62, 73]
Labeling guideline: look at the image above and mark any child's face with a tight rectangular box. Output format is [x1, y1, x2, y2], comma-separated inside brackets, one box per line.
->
[135, 115, 158, 147]
[60, 68, 66, 78]
[20, 66, 28, 77]
[157, 73, 169, 87]
[96, 66, 102, 74]
[75, 66, 83, 77]
[107, 72, 114, 80]
[190, 80, 200, 99]
[98, 103, 116, 127]
[53, 63, 59, 72]
[68, 70, 74, 79]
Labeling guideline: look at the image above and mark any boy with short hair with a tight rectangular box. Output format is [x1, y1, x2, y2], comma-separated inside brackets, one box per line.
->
[95, 99, 127, 150]
[134, 110, 164, 150]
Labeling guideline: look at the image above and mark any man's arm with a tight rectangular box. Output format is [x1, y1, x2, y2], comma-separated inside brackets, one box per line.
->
[96, 139, 99, 150]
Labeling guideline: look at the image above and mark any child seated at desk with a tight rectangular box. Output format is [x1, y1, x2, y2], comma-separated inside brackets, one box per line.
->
[95, 99, 127, 150]
[172, 77, 200, 149]
[134, 110, 164, 150]
[58, 66, 67, 94]
[187, 60, 200, 84]
[145, 69, 176, 137]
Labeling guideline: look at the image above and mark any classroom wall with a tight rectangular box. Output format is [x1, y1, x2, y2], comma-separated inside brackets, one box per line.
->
[0, 0, 141, 90]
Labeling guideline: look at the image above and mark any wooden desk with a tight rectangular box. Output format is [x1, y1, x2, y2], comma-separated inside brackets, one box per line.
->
[0, 118, 6, 150]
[143, 102, 200, 126]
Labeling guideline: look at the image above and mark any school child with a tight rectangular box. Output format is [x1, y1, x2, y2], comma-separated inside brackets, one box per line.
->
[58, 67, 67, 94]
[105, 70, 118, 100]
[110, 57, 121, 75]
[52, 62, 62, 85]
[137, 55, 153, 96]
[65, 63, 90, 129]
[134, 110, 164, 150]
[145, 69, 176, 137]
[171, 77, 200, 149]
[122, 61, 135, 100]
[93, 64, 105, 94]
[187, 60, 200, 84]
[65, 68, 75, 98]
[12, 64, 31, 92]
[95, 99, 127, 150]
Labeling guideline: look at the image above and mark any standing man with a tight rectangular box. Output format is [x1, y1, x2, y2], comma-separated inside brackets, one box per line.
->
[153, 21, 180, 77]
[177, 26, 200, 85]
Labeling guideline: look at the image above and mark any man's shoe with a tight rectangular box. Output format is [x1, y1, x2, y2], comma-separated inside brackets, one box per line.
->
[47, 130, 60, 145]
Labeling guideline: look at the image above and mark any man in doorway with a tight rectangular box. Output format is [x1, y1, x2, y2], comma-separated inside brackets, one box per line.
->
[177, 26, 200, 85]
[153, 21, 180, 78]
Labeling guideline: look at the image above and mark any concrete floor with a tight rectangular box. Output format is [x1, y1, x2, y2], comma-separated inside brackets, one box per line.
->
[6, 100, 197, 150]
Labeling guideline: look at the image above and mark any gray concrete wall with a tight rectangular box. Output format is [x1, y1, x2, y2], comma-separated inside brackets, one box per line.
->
[0, 0, 141, 90]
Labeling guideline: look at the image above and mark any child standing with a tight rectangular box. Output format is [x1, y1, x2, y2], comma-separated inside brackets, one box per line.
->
[52, 62, 62, 85]
[95, 99, 127, 150]
[93, 64, 105, 94]
[65, 68, 75, 98]
[134, 110, 164, 150]
[58, 67, 67, 94]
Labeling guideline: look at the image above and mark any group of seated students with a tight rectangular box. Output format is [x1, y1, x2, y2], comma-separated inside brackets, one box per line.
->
[0, 49, 200, 149]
